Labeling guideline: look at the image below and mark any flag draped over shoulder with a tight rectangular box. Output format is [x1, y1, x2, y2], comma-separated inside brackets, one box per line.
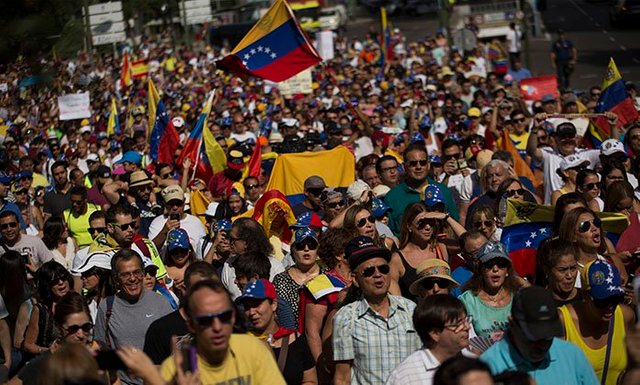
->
[107, 98, 121, 137]
[148, 79, 160, 136]
[120, 52, 132, 89]
[149, 100, 180, 164]
[590, 58, 639, 146]
[216, 0, 322, 82]
[177, 92, 220, 181]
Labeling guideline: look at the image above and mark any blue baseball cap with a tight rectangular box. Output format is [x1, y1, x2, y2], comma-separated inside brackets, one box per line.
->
[581, 259, 625, 300]
[477, 241, 511, 264]
[217, 219, 232, 232]
[293, 227, 318, 244]
[290, 212, 323, 231]
[428, 155, 442, 165]
[115, 150, 142, 165]
[166, 228, 190, 251]
[410, 132, 425, 144]
[371, 198, 391, 218]
[236, 279, 277, 304]
[423, 185, 445, 207]
[0, 172, 12, 184]
[16, 171, 33, 180]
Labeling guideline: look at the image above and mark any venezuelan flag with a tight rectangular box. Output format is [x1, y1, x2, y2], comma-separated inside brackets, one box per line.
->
[149, 100, 180, 164]
[106, 97, 121, 137]
[120, 51, 132, 89]
[380, 7, 391, 66]
[177, 92, 216, 181]
[148, 78, 160, 137]
[216, 0, 322, 82]
[591, 58, 639, 144]
[203, 123, 227, 175]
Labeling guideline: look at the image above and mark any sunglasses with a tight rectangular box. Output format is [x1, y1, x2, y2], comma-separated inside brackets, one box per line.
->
[582, 182, 600, 191]
[166, 200, 184, 208]
[407, 159, 428, 167]
[0, 222, 18, 230]
[482, 259, 510, 270]
[593, 296, 623, 309]
[473, 220, 494, 229]
[294, 238, 319, 251]
[442, 153, 461, 161]
[244, 184, 259, 190]
[89, 227, 106, 234]
[113, 221, 137, 231]
[361, 264, 390, 278]
[327, 200, 346, 209]
[512, 117, 526, 124]
[578, 217, 601, 233]
[421, 278, 451, 290]
[307, 188, 324, 197]
[63, 322, 94, 334]
[415, 217, 438, 230]
[356, 215, 375, 228]
[505, 188, 525, 198]
[50, 274, 67, 286]
[193, 309, 234, 328]
[136, 185, 153, 192]
[81, 268, 98, 279]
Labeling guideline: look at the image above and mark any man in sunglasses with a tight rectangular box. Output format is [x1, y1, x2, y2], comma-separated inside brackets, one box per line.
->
[481, 286, 597, 384]
[242, 176, 263, 208]
[0, 210, 52, 270]
[159, 279, 286, 384]
[333, 236, 420, 385]
[63, 186, 99, 248]
[94, 249, 173, 385]
[71, 210, 108, 289]
[0, 172, 26, 230]
[385, 144, 459, 235]
[292, 175, 326, 218]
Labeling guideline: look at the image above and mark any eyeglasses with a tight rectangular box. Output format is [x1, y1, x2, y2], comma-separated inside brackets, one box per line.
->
[421, 278, 451, 290]
[113, 221, 137, 231]
[444, 315, 473, 333]
[482, 259, 510, 270]
[356, 215, 375, 228]
[380, 166, 397, 173]
[616, 203, 633, 212]
[326, 200, 346, 209]
[578, 217, 601, 233]
[415, 217, 438, 230]
[591, 92, 601, 97]
[407, 159, 428, 168]
[582, 182, 600, 191]
[244, 184, 259, 190]
[505, 188, 525, 198]
[0, 222, 18, 230]
[63, 322, 94, 334]
[118, 269, 144, 280]
[473, 220, 494, 229]
[294, 238, 319, 251]
[193, 309, 235, 328]
[89, 227, 106, 235]
[442, 153, 461, 161]
[361, 264, 390, 278]
[50, 274, 67, 285]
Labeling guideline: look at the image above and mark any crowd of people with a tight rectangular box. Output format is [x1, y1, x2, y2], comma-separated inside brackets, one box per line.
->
[0, 21, 640, 385]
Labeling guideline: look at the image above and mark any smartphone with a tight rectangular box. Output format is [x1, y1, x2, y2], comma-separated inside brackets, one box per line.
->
[170, 213, 180, 221]
[181, 344, 198, 373]
[20, 252, 30, 265]
[457, 159, 468, 170]
[95, 350, 128, 371]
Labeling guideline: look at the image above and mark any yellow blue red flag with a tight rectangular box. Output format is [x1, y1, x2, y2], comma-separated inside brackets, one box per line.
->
[148, 78, 160, 136]
[216, 0, 322, 82]
[107, 97, 120, 137]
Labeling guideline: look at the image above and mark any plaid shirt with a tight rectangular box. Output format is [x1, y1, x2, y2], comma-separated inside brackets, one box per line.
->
[333, 295, 421, 385]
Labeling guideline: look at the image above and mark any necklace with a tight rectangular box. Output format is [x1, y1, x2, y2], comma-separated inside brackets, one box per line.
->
[485, 288, 505, 304]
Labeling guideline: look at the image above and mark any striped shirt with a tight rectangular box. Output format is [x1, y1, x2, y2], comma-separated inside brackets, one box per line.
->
[385, 349, 440, 385]
[333, 295, 421, 385]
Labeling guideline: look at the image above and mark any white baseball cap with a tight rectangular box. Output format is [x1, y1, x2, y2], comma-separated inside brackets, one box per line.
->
[559, 154, 590, 171]
[72, 252, 112, 274]
[600, 139, 625, 157]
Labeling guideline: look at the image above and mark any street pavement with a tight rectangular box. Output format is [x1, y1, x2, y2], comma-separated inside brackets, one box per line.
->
[344, 0, 639, 92]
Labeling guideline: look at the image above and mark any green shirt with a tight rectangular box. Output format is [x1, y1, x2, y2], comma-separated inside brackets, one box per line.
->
[384, 178, 460, 236]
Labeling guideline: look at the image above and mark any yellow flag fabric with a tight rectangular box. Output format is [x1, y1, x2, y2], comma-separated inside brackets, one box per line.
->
[148, 79, 160, 136]
[107, 98, 119, 137]
[203, 126, 227, 174]
[602, 58, 622, 90]
[266, 146, 355, 195]
[189, 189, 211, 226]
[504, 199, 629, 234]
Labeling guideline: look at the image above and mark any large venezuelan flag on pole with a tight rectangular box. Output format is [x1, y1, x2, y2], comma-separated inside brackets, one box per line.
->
[589, 58, 638, 146]
[149, 100, 180, 164]
[216, 0, 322, 82]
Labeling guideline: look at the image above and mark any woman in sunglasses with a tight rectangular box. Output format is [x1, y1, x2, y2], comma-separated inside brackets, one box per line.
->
[9, 292, 103, 385]
[23, 261, 73, 356]
[576, 169, 603, 212]
[392, 202, 455, 300]
[551, 156, 589, 205]
[343, 204, 395, 251]
[459, 241, 523, 341]
[273, 228, 326, 322]
[536, 238, 582, 306]
[470, 206, 501, 242]
[73, 253, 115, 321]
[558, 259, 635, 385]
[237, 279, 317, 385]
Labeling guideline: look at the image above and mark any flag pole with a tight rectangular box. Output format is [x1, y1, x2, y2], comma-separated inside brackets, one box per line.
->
[191, 136, 203, 181]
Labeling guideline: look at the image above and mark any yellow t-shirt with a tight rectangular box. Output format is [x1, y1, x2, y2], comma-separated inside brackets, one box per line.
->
[160, 334, 286, 385]
[31, 173, 49, 188]
[64, 204, 99, 248]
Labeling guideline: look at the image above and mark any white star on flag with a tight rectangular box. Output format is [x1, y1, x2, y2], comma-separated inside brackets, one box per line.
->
[271, 53, 276, 58]
[258, 46, 263, 51]
[244, 54, 250, 60]
[606, 277, 613, 284]
[265, 47, 271, 53]
[242, 61, 247, 66]
[539, 228, 547, 234]
[525, 240, 532, 247]
[530, 232, 537, 239]
[250, 49, 256, 54]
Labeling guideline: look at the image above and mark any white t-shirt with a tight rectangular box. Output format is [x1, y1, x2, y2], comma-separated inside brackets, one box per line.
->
[148, 214, 207, 256]
[221, 255, 285, 299]
[541, 148, 600, 204]
[506, 28, 521, 53]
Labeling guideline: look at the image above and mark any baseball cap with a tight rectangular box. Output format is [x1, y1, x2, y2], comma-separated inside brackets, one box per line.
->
[423, 185, 445, 208]
[468, 107, 481, 118]
[600, 139, 626, 157]
[320, 187, 343, 204]
[72, 252, 112, 274]
[372, 184, 391, 198]
[16, 171, 33, 180]
[345, 236, 391, 270]
[410, 132, 425, 144]
[541, 94, 556, 103]
[558, 154, 590, 172]
[581, 259, 625, 300]
[115, 150, 142, 165]
[80, 125, 92, 134]
[409, 259, 459, 296]
[293, 227, 318, 244]
[144, 258, 159, 273]
[371, 198, 391, 218]
[97, 165, 111, 179]
[227, 150, 246, 171]
[555, 122, 577, 138]
[511, 286, 563, 341]
[86, 153, 100, 163]
[347, 180, 369, 201]
[236, 279, 277, 304]
[0, 172, 12, 184]
[476, 241, 511, 264]
[166, 228, 190, 251]
[290, 211, 324, 231]
[428, 155, 442, 165]
[304, 175, 326, 190]
[161, 185, 185, 203]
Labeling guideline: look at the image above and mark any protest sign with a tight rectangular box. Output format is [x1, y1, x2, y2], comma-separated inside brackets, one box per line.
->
[58, 92, 91, 120]
[277, 69, 313, 95]
[520, 75, 558, 101]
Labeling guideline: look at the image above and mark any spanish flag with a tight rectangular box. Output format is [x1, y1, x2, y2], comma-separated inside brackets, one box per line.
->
[131, 59, 149, 79]
[216, 0, 322, 82]
[120, 51, 132, 89]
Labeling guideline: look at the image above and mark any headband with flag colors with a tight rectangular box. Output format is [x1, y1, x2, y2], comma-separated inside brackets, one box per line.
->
[120, 51, 132, 89]
[107, 97, 121, 137]
[216, 0, 322, 82]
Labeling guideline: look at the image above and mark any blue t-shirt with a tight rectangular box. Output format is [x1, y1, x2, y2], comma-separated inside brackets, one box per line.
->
[481, 337, 599, 385]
